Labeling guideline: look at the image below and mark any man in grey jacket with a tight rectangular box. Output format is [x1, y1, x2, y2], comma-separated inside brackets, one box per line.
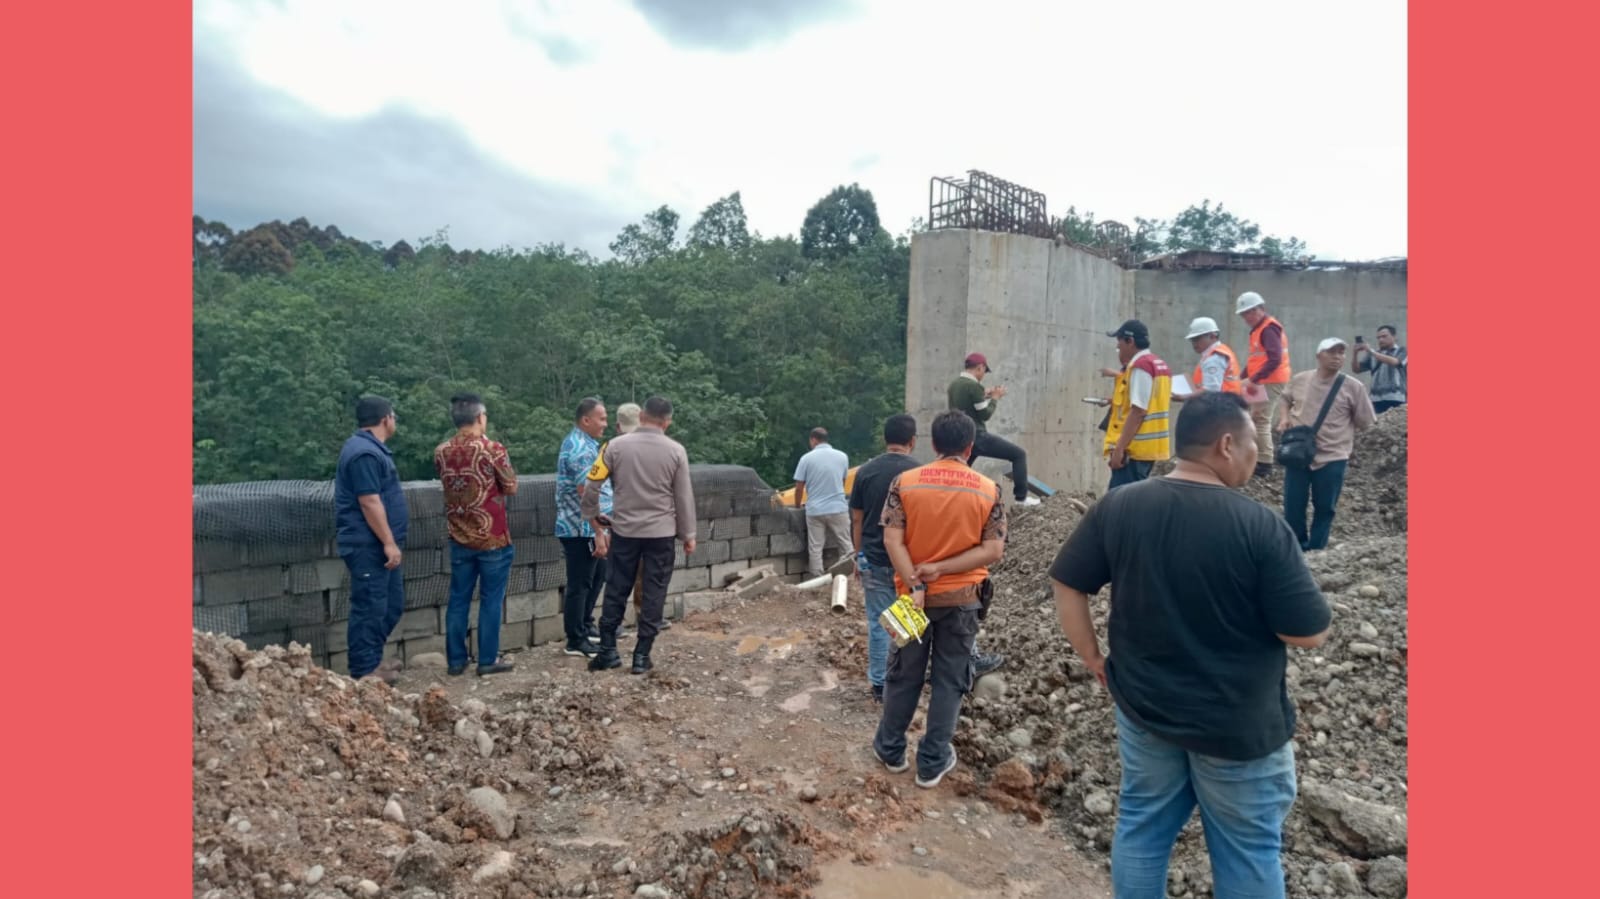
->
[581, 396, 697, 675]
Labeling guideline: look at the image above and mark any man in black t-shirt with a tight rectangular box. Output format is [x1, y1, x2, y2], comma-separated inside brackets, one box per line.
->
[1049, 391, 1330, 899]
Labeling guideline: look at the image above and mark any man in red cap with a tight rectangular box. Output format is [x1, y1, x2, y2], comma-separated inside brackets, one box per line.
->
[947, 352, 1039, 506]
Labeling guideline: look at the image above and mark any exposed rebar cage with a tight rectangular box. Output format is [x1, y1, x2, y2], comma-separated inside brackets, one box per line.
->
[928, 170, 1053, 238]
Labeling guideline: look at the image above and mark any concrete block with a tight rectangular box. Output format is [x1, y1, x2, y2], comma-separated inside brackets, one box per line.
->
[404, 575, 452, 609]
[711, 516, 751, 540]
[664, 594, 684, 620]
[329, 651, 349, 676]
[513, 535, 565, 564]
[535, 562, 566, 591]
[504, 590, 560, 623]
[202, 566, 286, 605]
[682, 591, 726, 615]
[753, 513, 791, 536]
[395, 607, 440, 642]
[697, 493, 734, 519]
[193, 603, 247, 637]
[674, 545, 686, 567]
[407, 515, 448, 548]
[685, 539, 731, 568]
[532, 614, 564, 646]
[248, 541, 331, 566]
[402, 634, 447, 660]
[404, 550, 441, 579]
[769, 532, 805, 555]
[730, 536, 769, 560]
[287, 624, 329, 660]
[750, 556, 788, 575]
[786, 556, 809, 575]
[729, 572, 782, 601]
[498, 618, 533, 650]
[288, 559, 348, 594]
[326, 621, 349, 655]
[193, 540, 249, 573]
[667, 566, 711, 595]
[508, 564, 535, 596]
[711, 559, 754, 587]
[246, 594, 327, 631]
[508, 505, 537, 537]
[695, 520, 713, 540]
[193, 575, 202, 606]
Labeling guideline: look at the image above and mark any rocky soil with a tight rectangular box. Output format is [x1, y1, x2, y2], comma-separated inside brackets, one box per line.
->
[194, 411, 1406, 898]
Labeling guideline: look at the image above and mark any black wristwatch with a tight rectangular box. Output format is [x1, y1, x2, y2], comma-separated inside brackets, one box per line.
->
[912, 583, 927, 593]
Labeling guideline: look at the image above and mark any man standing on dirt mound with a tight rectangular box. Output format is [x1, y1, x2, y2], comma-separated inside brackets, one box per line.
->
[1236, 291, 1292, 479]
[1277, 338, 1377, 551]
[872, 410, 1007, 789]
[1049, 391, 1330, 899]
[948, 352, 1039, 506]
[1101, 320, 1173, 490]
[581, 396, 696, 675]
[332, 395, 409, 684]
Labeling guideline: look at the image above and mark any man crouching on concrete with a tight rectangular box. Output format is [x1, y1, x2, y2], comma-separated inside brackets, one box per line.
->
[581, 396, 697, 675]
[872, 410, 1007, 788]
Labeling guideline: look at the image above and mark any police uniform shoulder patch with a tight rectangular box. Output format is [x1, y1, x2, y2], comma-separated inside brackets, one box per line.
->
[586, 441, 610, 482]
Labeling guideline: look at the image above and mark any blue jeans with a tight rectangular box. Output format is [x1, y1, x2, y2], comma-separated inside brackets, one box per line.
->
[1281, 459, 1348, 551]
[343, 546, 405, 678]
[1111, 705, 1296, 899]
[1108, 459, 1154, 491]
[859, 559, 898, 688]
[445, 542, 515, 669]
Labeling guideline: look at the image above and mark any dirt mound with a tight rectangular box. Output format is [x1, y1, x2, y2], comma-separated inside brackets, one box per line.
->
[587, 810, 818, 899]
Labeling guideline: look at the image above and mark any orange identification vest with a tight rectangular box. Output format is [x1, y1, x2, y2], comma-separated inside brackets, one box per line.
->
[1193, 342, 1243, 394]
[1104, 353, 1173, 461]
[890, 459, 999, 599]
[1246, 316, 1291, 384]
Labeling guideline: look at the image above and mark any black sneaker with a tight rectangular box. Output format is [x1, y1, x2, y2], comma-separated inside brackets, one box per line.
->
[972, 651, 1006, 679]
[447, 665, 466, 676]
[563, 643, 596, 658]
[477, 661, 514, 676]
[630, 650, 653, 675]
[588, 648, 623, 671]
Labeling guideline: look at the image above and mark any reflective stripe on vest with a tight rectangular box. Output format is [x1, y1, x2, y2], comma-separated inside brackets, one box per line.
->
[1246, 316, 1291, 384]
[1192, 343, 1244, 394]
[891, 459, 998, 597]
[1104, 353, 1174, 461]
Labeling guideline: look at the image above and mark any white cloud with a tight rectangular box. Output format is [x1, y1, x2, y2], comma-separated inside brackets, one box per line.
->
[194, 0, 1406, 258]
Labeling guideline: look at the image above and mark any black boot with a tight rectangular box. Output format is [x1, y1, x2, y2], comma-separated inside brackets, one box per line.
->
[630, 636, 655, 675]
[588, 629, 622, 671]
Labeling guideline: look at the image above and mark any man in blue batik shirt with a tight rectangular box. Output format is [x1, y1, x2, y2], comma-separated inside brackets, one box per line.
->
[556, 397, 616, 657]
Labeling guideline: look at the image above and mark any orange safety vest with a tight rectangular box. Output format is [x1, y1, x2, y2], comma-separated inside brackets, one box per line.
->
[889, 458, 1000, 600]
[1246, 316, 1291, 384]
[1193, 342, 1243, 394]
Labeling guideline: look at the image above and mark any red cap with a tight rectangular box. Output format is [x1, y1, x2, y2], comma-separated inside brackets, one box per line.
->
[964, 352, 990, 372]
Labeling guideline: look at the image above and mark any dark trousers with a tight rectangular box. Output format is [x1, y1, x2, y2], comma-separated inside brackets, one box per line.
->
[560, 537, 609, 647]
[1373, 399, 1404, 414]
[342, 546, 405, 678]
[1108, 459, 1154, 491]
[874, 605, 980, 781]
[969, 431, 1029, 501]
[598, 535, 675, 647]
[1283, 459, 1348, 551]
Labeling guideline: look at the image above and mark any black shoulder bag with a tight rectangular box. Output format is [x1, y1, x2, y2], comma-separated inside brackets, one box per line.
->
[1275, 374, 1345, 469]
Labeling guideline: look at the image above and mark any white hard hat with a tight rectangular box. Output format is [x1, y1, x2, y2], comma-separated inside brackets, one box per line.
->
[1186, 316, 1221, 339]
[1235, 291, 1265, 314]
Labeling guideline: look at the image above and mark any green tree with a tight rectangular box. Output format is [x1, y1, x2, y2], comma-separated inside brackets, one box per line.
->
[686, 191, 752, 252]
[609, 205, 680, 264]
[800, 183, 881, 260]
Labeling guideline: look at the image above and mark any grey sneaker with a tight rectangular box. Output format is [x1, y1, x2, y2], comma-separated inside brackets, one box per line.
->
[972, 651, 1006, 679]
[916, 751, 958, 789]
[874, 748, 909, 774]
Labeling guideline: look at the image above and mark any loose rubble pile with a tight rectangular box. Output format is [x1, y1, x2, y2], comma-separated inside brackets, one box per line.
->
[193, 411, 1407, 899]
[950, 408, 1410, 897]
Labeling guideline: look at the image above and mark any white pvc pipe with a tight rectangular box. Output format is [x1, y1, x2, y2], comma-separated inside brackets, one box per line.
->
[830, 575, 848, 614]
[796, 574, 832, 590]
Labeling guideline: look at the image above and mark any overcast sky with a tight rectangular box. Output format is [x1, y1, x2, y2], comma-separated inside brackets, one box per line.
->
[194, 0, 1406, 260]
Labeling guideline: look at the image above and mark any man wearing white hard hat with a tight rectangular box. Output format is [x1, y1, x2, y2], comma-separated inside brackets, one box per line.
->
[1173, 316, 1243, 403]
[1236, 292, 1291, 478]
[1275, 338, 1376, 551]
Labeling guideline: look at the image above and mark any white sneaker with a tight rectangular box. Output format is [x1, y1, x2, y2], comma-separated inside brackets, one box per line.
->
[916, 750, 959, 788]
[1015, 495, 1042, 506]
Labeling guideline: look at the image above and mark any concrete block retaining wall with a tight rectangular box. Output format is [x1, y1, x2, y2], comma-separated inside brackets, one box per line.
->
[193, 466, 825, 674]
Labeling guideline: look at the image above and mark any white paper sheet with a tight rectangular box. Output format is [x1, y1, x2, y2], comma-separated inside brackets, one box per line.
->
[1171, 373, 1195, 396]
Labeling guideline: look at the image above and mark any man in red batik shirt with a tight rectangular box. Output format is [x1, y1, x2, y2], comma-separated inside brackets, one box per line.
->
[434, 393, 520, 676]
